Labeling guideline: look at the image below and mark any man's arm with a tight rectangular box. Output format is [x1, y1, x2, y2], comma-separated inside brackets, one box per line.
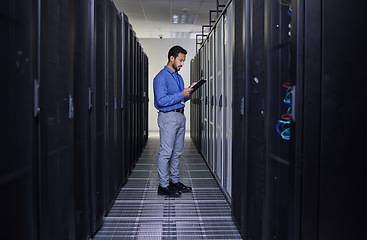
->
[153, 75, 185, 107]
[182, 87, 193, 98]
[183, 82, 197, 101]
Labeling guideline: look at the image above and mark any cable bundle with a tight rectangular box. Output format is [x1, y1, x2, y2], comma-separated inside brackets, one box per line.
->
[276, 83, 291, 140]
[277, 0, 291, 6]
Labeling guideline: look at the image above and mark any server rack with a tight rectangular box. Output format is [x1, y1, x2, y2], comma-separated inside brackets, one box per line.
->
[132, 33, 137, 166]
[125, 23, 133, 175]
[115, 10, 124, 191]
[2, 0, 148, 239]
[143, 53, 149, 143]
[262, 0, 292, 238]
[94, 0, 108, 230]
[196, 45, 208, 161]
[245, 0, 266, 238]
[291, 0, 367, 239]
[192, 0, 291, 238]
[89, 0, 99, 234]
[203, 44, 209, 161]
[190, 57, 196, 145]
[135, 37, 138, 161]
[223, 3, 233, 197]
[191, 0, 234, 203]
[1, 0, 39, 239]
[215, 17, 224, 184]
[190, 55, 200, 148]
[208, 31, 216, 170]
[231, 0, 245, 232]
[74, 0, 94, 238]
[233, 0, 293, 238]
[123, 16, 132, 176]
[38, 1, 77, 239]
[120, 13, 128, 184]
[130, 26, 135, 172]
[191, 0, 367, 239]
[137, 43, 142, 156]
[106, 0, 117, 212]
[144, 53, 149, 143]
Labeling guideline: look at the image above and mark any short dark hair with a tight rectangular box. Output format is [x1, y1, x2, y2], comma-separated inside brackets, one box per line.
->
[168, 45, 187, 60]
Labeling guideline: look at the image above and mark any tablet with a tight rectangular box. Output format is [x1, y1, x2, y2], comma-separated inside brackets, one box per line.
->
[190, 79, 207, 92]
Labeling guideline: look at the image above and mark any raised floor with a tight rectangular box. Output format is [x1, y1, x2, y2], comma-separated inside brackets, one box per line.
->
[93, 137, 242, 239]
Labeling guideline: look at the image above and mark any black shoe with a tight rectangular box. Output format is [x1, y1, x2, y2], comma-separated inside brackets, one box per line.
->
[169, 181, 192, 193]
[158, 185, 181, 197]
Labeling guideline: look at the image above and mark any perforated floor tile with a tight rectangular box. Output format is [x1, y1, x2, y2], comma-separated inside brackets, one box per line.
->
[93, 138, 242, 240]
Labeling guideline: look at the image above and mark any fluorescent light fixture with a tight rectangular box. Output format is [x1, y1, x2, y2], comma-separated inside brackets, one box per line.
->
[172, 14, 196, 24]
[171, 32, 191, 38]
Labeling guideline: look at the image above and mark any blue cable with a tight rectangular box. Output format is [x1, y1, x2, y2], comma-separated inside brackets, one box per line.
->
[283, 88, 292, 104]
[278, 82, 292, 140]
[281, 127, 291, 140]
[276, 120, 291, 140]
[287, 8, 292, 17]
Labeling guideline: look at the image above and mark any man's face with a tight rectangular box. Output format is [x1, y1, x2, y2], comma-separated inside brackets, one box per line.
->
[171, 53, 186, 72]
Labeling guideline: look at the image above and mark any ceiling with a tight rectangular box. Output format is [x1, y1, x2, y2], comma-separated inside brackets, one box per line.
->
[112, 0, 229, 39]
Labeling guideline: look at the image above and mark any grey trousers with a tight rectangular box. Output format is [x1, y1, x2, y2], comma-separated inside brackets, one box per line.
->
[157, 111, 186, 188]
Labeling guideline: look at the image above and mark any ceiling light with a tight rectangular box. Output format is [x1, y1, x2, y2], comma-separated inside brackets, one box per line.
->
[171, 32, 191, 39]
[172, 14, 196, 24]
[172, 14, 179, 24]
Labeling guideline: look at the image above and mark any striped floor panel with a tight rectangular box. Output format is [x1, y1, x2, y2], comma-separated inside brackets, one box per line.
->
[93, 137, 242, 240]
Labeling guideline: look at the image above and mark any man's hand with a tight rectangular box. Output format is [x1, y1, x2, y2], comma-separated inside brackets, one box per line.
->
[182, 87, 194, 98]
[189, 82, 198, 88]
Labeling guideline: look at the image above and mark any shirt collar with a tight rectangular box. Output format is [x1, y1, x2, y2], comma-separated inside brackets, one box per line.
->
[164, 65, 177, 75]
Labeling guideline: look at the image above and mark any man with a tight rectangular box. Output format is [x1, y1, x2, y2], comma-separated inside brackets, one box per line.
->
[153, 45, 196, 197]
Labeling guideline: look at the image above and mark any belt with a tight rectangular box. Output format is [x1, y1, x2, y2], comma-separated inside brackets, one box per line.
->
[160, 108, 184, 114]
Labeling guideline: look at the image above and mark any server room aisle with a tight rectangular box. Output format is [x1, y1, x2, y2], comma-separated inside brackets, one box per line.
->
[93, 137, 242, 239]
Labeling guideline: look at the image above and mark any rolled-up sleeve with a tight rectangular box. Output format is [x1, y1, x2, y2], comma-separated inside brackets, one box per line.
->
[184, 95, 191, 102]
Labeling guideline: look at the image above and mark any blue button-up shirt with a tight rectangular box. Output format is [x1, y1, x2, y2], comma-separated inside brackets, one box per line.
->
[153, 66, 191, 112]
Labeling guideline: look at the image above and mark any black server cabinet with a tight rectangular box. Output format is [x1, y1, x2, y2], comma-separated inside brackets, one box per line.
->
[120, 13, 127, 185]
[191, 58, 193, 144]
[190, 59, 195, 146]
[134, 43, 143, 156]
[232, 0, 292, 239]
[122, 15, 132, 176]
[132, 33, 138, 164]
[140, 46, 144, 150]
[89, 0, 98, 235]
[38, 0, 76, 239]
[94, 0, 108, 228]
[190, 57, 198, 148]
[190, 54, 202, 151]
[317, 1, 367, 237]
[126, 24, 134, 174]
[116, 11, 125, 188]
[292, 0, 367, 239]
[232, 0, 246, 233]
[141, 47, 146, 149]
[140, 45, 145, 152]
[197, 54, 203, 151]
[130, 32, 135, 168]
[128, 27, 135, 171]
[133, 35, 138, 163]
[244, 0, 266, 239]
[73, 0, 94, 238]
[0, 1, 39, 239]
[262, 0, 292, 239]
[232, 1, 268, 238]
[106, 0, 117, 212]
[144, 53, 149, 143]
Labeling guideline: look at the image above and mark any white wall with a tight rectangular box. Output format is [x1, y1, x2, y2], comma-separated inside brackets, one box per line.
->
[139, 38, 196, 137]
